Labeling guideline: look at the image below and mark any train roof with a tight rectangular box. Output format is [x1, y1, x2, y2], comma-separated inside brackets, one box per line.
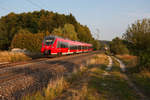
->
[45, 35, 92, 46]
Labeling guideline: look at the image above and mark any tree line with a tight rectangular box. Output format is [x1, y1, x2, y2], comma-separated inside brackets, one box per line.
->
[110, 18, 150, 70]
[0, 10, 100, 51]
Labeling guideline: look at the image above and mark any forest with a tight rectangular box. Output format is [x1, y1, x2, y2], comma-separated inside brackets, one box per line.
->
[0, 10, 100, 51]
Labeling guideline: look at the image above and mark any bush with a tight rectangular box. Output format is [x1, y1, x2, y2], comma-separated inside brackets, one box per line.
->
[0, 51, 31, 62]
[110, 37, 129, 54]
[124, 18, 150, 70]
[11, 30, 47, 52]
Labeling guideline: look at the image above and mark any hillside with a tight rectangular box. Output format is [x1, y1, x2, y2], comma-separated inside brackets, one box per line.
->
[0, 10, 99, 50]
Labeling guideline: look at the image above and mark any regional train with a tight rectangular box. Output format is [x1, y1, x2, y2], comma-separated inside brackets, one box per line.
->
[41, 35, 93, 55]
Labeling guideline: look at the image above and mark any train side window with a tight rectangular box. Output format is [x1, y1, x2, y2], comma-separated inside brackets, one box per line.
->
[64, 42, 68, 48]
[70, 46, 72, 50]
[57, 41, 60, 48]
[80, 46, 81, 50]
[78, 46, 80, 50]
[60, 42, 64, 48]
[76, 46, 78, 50]
[60, 42, 68, 48]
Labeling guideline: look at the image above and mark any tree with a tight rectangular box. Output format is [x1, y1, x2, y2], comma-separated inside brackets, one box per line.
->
[11, 30, 45, 52]
[124, 18, 150, 69]
[52, 27, 63, 36]
[110, 37, 129, 54]
[92, 40, 101, 50]
[0, 10, 97, 51]
[75, 23, 93, 43]
[63, 24, 78, 40]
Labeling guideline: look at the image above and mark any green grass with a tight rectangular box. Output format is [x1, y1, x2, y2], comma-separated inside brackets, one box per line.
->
[115, 54, 150, 99]
[22, 54, 143, 100]
[130, 71, 150, 98]
[88, 66, 140, 100]
[70, 54, 140, 100]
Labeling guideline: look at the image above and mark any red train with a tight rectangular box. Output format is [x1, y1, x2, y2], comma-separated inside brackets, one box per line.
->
[41, 35, 93, 55]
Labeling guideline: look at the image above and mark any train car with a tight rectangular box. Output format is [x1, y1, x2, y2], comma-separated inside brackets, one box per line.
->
[41, 35, 93, 55]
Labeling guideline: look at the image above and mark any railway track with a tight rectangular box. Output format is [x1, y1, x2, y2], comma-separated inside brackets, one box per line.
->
[0, 51, 99, 100]
[0, 61, 65, 84]
[0, 52, 95, 76]
[0, 52, 95, 83]
[0, 57, 48, 69]
[0, 52, 89, 70]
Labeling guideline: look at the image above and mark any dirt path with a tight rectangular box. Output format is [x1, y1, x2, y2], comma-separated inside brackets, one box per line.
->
[113, 57, 148, 100]
[105, 56, 113, 71]
[54, 54, 142, 100]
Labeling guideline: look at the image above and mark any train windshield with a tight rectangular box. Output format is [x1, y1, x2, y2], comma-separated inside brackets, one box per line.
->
[44, 36, 55, 45]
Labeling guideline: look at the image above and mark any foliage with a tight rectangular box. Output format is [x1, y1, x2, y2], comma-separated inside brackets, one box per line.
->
[92, 40, 101, 50]
[52, 24, 78, 40]
[0, 10, 99, 50]
[124, 18, 150, 70]
[11, 29, 47, 52]
[110, 37, 129, 54]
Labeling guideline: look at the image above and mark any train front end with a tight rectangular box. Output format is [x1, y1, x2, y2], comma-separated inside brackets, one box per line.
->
[41, 36, 55, 55]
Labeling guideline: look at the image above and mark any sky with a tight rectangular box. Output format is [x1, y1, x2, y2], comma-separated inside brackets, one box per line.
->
[0, 0, 150, 40]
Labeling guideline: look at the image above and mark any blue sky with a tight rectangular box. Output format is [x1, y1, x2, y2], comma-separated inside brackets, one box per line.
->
[0, 0, 150, 40]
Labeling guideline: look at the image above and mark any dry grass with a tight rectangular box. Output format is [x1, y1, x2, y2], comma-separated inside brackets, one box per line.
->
[87, 54, 108, 65]
[71, 85, 100, 100]
[116, 54, 137, 68]
[0, 51, 31, 63]
[22, 53, 141, 100]
[22, 77, 68, 100]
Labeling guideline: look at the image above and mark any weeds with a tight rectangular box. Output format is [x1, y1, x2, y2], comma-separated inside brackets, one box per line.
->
[116, 54, 137, 68]
[130, 70, 150, 98]
[22, 77, 68, 100]
[71, 85, 100, 100]
[116, 54, 150, 99]
[22, 54, 142, 100]
[0, 51, 31, 62]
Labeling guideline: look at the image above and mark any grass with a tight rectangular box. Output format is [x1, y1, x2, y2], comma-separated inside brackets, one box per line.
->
[88, 63, 139, 100]
[130, 70, 150, 98]
[0, 51, 31, 63]
[71, 85, 100, 100]
[116, 54, 150, 99]
[116, 54, 137, 68]
[22, 54, 143, 100]
[22, 77, 68, 100]
[56, 54, 140, 100]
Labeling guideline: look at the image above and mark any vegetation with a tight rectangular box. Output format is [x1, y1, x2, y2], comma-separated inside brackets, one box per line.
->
[11, 30, 46, 52]
[0, 51, 31, 62]
[116, 54, 150, 99]
[116, 54, 137, 68]
[0, 10, 100, 51]
[110, 37, 129, 54]
[52, 24, 78, 40]
[123, 18, 150, 70]
[22, 77, 68, 100]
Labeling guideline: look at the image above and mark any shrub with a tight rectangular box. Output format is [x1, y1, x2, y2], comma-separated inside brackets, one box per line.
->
[0, 51, 31, 62]
[124, 18, 150, 70]
[110, 37, 129, 54]
[11, 30, 48, 52]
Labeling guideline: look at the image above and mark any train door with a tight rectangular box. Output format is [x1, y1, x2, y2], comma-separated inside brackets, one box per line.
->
[60, 42, 68, 55]
[57, 40, 62, 55]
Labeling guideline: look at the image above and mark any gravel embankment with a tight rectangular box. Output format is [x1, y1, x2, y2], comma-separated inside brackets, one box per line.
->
[0, 52, 98, 100]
